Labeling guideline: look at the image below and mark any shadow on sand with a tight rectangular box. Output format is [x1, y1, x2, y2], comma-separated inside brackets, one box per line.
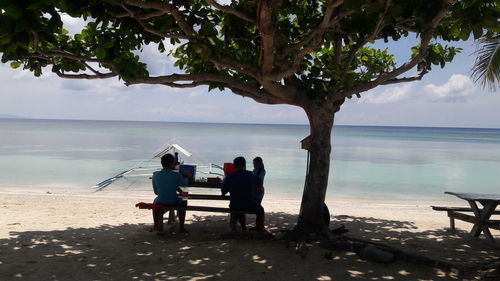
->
[1, 212, 498, 280]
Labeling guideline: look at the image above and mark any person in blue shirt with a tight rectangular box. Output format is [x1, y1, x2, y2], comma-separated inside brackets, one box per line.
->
[252, 156, 266, 204]
[222, 156, 265, 232]
[152, 153, 187, 233]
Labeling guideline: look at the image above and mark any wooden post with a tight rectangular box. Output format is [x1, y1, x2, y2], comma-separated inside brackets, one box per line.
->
[447, 211, 456, 233]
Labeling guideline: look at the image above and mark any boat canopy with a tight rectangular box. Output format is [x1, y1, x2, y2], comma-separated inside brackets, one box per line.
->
[153, 143, 192, 158]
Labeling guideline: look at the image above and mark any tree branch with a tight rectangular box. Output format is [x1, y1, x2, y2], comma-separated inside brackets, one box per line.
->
[206, 0, 255, 23]
[159, 78, 284, 105]
[380, 71, 427, 85]
[123, 0, 196, 36]
[258, 1, 277, 72]
[30, 31, 122, 79]
[337, 0, 452, 100]
[55, 70, 117, 79]
[230, 88, 283, 105]
[271, 1, 357, 81]
[343, 0, 392, 72]
[209, 56, 261, 80]
[334, 36, 342, 65]
[282, 0, 344, 57]
[161, 81, 207, 88]
[127, 72, 284, 104]
[115, 9, 167, 20]
[119, 4, 190, 39]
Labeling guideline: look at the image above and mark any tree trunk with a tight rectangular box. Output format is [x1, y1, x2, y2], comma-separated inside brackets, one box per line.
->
[296, 106, 336, 234]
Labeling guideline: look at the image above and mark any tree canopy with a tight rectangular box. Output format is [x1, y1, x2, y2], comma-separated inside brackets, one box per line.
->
[1, 0, 498, 232]
[1, 0, 497, 106]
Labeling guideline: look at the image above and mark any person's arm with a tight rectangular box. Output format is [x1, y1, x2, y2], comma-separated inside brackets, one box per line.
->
[260, 170, 266, 181]
[152, 174, 159, 195]
[178, 173, 187, 187]
[176, 173, 187, 193]
[254, 174, 264, 194]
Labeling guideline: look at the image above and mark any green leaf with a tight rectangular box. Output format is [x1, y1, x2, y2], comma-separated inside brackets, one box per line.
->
[200, 22, 217, 37]
[101, 40, 114, 49]
[14, 20, 29, 33]
[158, 41, 165, 52]
[472, 25, 483, 40]
[10, 62, 21, 69]
[95, 48, 106, 59]
[4, 5, 23, 20]
[459, 28, 471, 41]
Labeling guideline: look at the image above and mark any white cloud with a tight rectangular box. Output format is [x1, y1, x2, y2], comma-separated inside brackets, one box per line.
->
[188, 89, 204, 98]
[57, 77, 128, 95]
[60, 14, 88, 36]
[359, 83, 415, 104]
[145, 107, 174, 114]
[136, 42, 178, 75]
[424, 74, 475, 102]
[104, 95, 129, 103]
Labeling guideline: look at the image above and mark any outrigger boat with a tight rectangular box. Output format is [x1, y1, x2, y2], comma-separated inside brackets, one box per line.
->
[93, 143, 225, 191]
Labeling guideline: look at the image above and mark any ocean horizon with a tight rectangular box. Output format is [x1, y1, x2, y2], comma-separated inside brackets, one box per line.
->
[1, 118, 499, 200]
[2, 116, 500, 130]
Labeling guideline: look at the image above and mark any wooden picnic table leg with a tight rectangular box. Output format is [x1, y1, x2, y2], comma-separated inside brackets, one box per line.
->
[467, 200, 497, 243]
[478, 202, 498, 244]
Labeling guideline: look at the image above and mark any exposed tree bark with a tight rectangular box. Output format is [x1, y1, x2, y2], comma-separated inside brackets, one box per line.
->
[295, 102, 338, 234]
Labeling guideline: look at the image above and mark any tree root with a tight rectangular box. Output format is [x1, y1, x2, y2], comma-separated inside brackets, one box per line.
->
[474, 258, 500, 280]
[277, 224, 349, 259]
[278, 224, 481, 277]
[322, 236, 469, 274]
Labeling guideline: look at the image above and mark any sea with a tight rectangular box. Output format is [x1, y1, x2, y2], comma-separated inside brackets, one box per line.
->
[1, 119, 499, 200]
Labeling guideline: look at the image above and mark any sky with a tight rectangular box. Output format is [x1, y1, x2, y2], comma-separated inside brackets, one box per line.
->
[0, 15, 499, 128]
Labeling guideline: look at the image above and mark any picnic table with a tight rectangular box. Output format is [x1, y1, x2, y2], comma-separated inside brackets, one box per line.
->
[137, 180, 232, 227]
[441, 192, 500, 244]
[184, 181, 228, 200]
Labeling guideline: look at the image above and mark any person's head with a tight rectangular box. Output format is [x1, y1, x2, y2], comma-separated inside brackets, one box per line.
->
[233, 156, 246, 170]
[161, 153, 176, 169]
[253, 157, 264, 170]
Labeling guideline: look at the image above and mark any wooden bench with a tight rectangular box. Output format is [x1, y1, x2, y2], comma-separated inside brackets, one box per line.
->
[431, 206, 500, 232]
[137, 203, 257, 224]
[137, 204, 256, 214]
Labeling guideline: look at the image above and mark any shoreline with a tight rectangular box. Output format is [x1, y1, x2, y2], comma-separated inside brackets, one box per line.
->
[0, 185, 459, 202]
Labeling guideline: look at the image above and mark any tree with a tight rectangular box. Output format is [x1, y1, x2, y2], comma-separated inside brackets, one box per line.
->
[471, 33, 500, 91]
[1, 0, 498, 234]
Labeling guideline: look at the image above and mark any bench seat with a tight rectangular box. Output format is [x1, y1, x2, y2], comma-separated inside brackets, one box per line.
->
[137, 203, 256, 214]
[431, 205, 500, 232]
[431, 206, 500, 214]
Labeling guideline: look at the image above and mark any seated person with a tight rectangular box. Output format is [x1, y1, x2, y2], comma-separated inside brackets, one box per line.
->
[222, 156, 265, 232]
[152, 153, 188, 233]
[252, 156, 266, 205]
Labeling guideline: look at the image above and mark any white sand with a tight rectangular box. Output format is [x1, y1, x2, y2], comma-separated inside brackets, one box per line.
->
[0, 186, 498, 281]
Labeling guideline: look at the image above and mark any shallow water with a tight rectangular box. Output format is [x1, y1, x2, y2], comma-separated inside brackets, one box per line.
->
[1, 119, 499, 200]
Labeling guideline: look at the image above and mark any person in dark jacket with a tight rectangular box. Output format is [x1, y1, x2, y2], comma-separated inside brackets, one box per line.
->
[222, 156, 265, 232]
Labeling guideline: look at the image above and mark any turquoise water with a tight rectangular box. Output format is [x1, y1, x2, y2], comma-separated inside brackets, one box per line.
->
[0, 119, 499, 199]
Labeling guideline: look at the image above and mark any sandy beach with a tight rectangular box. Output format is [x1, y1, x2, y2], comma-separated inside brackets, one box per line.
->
[1, 186, 498, 281]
